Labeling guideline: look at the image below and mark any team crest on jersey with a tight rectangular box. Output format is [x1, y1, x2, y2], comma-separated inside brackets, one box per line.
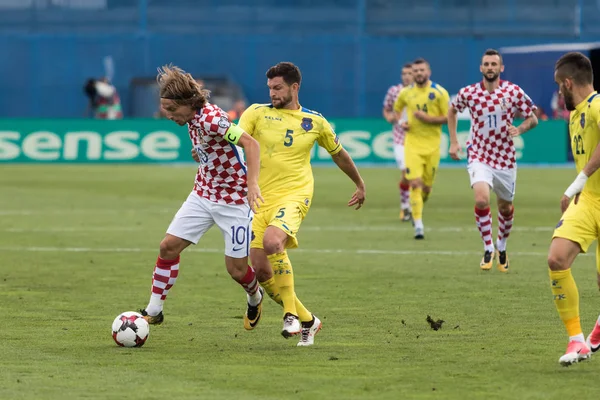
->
[500, 97, 508, 110]
[428, 92, 435, 100]
[218, 116, 230, 129]
[580, 113, 586, 128]
[301, 117, 313, 131]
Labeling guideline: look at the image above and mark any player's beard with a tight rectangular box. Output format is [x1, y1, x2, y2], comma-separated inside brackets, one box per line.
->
[563, 90, 576, 111]
[483, 71, 499, 82]
[414, 76, 427, 85]
[272, 92, 293, 109]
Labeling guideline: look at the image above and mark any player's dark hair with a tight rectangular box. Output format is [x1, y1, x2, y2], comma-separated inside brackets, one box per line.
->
[482, 49, 503, 64]
[266, 62, 302, 86]
[555, 52, 594, 85]
[413, 58, 428, 66]
[403, 63, 413, 69]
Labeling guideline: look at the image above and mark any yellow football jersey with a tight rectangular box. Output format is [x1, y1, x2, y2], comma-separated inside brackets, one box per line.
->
[569, 91, 600, 197]
[238, 103, 342, 209]
[393, 81, 450, 154]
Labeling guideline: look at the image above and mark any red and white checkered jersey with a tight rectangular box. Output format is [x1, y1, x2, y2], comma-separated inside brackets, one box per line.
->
[188, 103, 247, 205]
[451, 80, 536, 170]
[383, 84, 407, 145]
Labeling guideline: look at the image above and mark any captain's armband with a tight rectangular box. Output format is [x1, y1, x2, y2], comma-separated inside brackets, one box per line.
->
[224, 124, 244, 145]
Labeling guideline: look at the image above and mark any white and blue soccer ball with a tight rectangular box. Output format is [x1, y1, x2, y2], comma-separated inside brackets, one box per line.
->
[111, 311, 149, 347]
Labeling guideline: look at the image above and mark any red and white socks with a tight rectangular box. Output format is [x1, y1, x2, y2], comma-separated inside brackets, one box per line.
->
[475, 206, 495, 253]
[237, 265, 262, 306]
[145, 256, 180, 316]
[496, 207, 514, 252]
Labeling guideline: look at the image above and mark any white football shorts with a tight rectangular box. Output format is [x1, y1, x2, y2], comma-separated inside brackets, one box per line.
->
[393, 144, 406, 170]
[467, 161, 517, 201]
[166, 191, 252, 258]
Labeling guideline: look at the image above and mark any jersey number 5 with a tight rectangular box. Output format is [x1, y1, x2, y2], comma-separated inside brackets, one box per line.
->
[573, 134, 585, 155]
[284, 130, 294, 147]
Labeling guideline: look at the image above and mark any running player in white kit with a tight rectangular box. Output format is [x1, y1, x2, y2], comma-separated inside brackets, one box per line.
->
[448, 49, 538, 272]
[139, 65, 266, 330]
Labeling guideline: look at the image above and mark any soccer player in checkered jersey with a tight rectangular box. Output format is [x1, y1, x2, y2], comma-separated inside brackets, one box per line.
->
[382, 63, 414, 221]
[448, 49, 538, 272]
[139, 65, 266, 330]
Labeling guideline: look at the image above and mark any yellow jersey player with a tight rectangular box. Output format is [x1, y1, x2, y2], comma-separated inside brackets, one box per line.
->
[393, 58, 450, 239]
[238, 62, 366, 346]
[549, 52, 600, 366]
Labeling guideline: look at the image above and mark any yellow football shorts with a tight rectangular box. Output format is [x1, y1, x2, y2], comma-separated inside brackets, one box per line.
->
[250, 200, 309, 249]
[405, 147, 441, 187]
[553, 191, 600, 254]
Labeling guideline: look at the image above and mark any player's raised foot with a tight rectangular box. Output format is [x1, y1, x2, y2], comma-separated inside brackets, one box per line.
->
[400, 208, 412, 222]
[244, 287, 264, 331]
[281, 313, 301, 339]
[480, 250, 494, 271]
[558, 340, 591, 366]
[496, 250, 509, 273]
[297, 315, 322, 347]
[139, 309, 164, 325]
[586, 322, 600, 353]
[414, 227, 424, 240]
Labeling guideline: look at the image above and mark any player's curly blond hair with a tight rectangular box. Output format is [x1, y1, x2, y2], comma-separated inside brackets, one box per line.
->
[157, 64, 210, 108]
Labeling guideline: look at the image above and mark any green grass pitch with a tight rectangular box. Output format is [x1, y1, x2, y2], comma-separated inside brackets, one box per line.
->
[1, 164, 598, 399]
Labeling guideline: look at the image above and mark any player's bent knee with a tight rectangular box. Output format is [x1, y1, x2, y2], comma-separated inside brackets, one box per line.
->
[159, 236, 184, 259]
[547, 253, 570, 271]
[226, 257, 248, 281]
[498, 203, 513, 216]
[263, 237, 285, 255]
[474, 198, 490, 209]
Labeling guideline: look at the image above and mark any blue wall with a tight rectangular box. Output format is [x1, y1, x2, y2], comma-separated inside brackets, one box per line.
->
[1, 0, 599, 119]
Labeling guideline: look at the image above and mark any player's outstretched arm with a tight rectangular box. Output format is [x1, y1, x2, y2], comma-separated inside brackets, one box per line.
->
[236, 132, 264, 213]
[330, 149, 366, 210]
[447, 107, 461, 160]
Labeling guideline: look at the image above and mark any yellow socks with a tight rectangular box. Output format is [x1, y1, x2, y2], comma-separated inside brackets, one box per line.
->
[267, 252, 297, 316]
[550, 268, 582, 337]
[259, 277, 282, 306]
[266, 251, 312, 322]
[410, 187, 423, 221]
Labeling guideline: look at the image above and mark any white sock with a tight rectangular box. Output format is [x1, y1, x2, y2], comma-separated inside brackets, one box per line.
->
[570, 333, 585, 343]
[247, 288, 262, 307]
[145, 296, 163, 316]
[414, 219, 424, 230]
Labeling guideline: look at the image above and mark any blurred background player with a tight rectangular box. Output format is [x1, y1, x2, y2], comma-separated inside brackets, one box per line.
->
[83, 77, 123, 120]
[227, 99, 247, 121]
[393, 58, 449, 239]
[548, 52, 600, 366]
[382, 63, 414, 221]
[237, 62, 366, 346]
[448, 49, 538, 272]
[140, 65, 265, 331]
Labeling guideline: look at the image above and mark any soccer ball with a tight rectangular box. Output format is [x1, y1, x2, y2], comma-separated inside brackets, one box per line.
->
[111, 311, 149, 347]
